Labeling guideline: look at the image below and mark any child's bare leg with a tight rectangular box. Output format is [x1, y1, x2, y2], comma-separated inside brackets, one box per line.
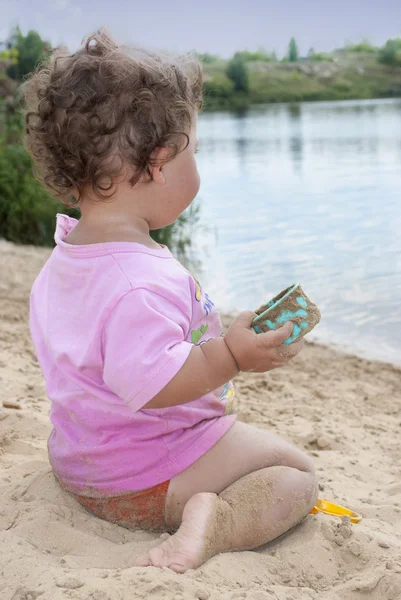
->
[136, 422, 317, 572]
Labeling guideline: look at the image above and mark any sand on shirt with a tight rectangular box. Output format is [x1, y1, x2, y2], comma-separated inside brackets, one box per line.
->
[0, 239, 400, 600]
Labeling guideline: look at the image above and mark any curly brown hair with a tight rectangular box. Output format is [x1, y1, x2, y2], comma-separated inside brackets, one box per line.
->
[24, 30, 203, 206]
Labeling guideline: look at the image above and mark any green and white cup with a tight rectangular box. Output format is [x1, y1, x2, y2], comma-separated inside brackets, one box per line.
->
[252, 283, 321, 344]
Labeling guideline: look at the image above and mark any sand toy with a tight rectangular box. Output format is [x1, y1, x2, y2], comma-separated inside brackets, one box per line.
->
[252, 283, 321, 344]
[311, 499, 361, 523]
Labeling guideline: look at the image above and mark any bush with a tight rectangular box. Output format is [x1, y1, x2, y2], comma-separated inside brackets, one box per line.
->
[0, 144, 65, 245]
[0, 98, 24, 144]
[310, 52, 333, 62]
[204, 72, 234, 99]
[0, 101, 65, 246]
[379, 38, 401, 66]
[346, 40, 378, 54]
[226, 53, 249, 93]
[0, 135, 199, 252]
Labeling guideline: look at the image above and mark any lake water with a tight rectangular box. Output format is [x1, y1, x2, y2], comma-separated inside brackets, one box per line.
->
[194, 99, 401, 365]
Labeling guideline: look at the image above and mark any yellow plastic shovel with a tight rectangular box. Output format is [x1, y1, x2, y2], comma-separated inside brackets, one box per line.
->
[310, 499, 361, 524]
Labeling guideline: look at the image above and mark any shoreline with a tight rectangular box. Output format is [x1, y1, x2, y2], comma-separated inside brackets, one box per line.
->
[3, 237, 399, 369]
[1, 240, 401, 599]
[203, 93, 401, 112]
[302, 332, 401, 369]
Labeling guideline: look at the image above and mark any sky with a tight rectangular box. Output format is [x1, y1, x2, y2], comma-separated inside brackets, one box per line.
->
[0, 0, 400, 57]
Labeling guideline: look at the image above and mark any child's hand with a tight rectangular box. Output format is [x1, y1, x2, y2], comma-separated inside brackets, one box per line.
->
[224, 312, 303, 373]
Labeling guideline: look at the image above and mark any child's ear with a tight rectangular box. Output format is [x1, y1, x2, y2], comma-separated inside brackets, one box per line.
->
[149, 147, 171, 184]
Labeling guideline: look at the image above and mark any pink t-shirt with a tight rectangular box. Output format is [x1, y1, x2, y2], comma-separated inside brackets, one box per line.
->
[30, 214, 236, 496]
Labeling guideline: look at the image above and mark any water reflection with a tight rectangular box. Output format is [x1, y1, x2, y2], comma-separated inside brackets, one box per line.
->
[287, 104, 303, 173]
[234, 114, 249, 172]
[196, 99, 401, 365]
[287, 103, 302, 119]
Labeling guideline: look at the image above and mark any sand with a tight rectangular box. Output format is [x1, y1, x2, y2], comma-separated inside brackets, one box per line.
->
[1, 239, 401, 600]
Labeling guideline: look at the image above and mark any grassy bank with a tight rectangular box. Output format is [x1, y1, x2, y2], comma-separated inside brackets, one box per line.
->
[203, 54, 401, 110]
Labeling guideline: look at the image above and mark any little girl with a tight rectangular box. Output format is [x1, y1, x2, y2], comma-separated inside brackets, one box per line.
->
[26, 31, 317, 573]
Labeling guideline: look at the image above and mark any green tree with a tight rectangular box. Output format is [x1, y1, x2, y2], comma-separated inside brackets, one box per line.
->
[288, 37, 299, 62]
[7, 27, 50, 80]
[378, 38, 401, 66]
[226, 52, 249, 93]
[346, 40, 377, 54]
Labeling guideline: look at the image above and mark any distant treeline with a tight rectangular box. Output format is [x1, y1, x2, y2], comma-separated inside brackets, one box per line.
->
[199, 37, 401, 109]
[1, 28, 401, 110]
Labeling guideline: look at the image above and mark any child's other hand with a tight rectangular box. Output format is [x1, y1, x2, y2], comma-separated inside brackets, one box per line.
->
[224, 312, 303, 373]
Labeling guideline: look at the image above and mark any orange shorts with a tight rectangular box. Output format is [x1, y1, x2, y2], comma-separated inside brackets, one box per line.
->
[71, 480, 170, 532]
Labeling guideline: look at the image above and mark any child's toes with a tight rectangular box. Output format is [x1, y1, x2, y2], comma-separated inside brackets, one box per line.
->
[169, 562, 187, 574]
[135, 552, 152, 567]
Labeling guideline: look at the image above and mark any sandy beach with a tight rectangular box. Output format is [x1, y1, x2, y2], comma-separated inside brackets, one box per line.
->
[1, 239, 400, 600]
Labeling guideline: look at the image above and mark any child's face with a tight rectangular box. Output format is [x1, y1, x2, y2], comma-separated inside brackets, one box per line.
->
[149, 121, 200, 230]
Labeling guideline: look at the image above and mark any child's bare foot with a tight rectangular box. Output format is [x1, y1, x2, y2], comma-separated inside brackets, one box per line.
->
[136, 465, 317, 573]
[136, 492, 224, 573]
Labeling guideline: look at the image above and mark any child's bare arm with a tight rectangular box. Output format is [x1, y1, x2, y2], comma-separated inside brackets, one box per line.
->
[144, 313, 301, 409]
[143, 336, 238, 409]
